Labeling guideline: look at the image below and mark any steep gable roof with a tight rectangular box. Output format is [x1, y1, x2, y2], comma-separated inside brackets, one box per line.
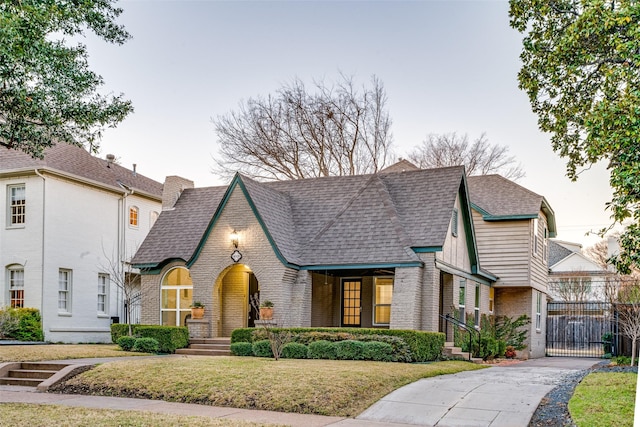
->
[0, 143, 163, 198]
[133, 166, 473, 270]
[467, 174, 557, 237]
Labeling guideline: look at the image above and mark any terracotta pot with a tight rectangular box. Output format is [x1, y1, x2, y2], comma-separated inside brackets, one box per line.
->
[191, 307, 205, 320]
[259, 307, 273, 320]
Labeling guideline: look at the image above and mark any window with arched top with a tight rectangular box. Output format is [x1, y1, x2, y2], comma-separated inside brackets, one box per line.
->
[161, 267, 193, 326]
[129, 206, 139, 227]
[7, 265, 24, 308]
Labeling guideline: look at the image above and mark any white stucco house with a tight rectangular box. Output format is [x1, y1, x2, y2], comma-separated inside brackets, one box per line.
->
[1, 143, 164, 343]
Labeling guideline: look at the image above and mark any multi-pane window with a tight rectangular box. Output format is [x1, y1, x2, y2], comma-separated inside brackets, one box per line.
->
[536, 291, 542, 331]
[8, 184, 26, 226]
[129, 206, 139, 227]
[474, 283, 480, 327]
[532, 218, 539, 255]
[459, 279, 466, 322]
[98, 274, 109, 314]
[8, 266, 24, 308]
[373, 277, 393, 325]
[161, 267, 193, 327]
[58, 269, 72, 313]
[342, 279, 362, 326]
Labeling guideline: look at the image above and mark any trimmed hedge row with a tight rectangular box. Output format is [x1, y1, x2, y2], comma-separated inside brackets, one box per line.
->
[230, 339, 396, 361]
[230, 327, 445, 362]
[0, 307, 44, 341]
[110, 324, 188, 353]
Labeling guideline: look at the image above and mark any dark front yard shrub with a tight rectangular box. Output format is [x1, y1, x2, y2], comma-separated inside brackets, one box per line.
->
[132, 337, 159, 353]
[355, 334, 412, 362]
[281, 342, 308, 359]
[335, 340, 365, 360]
[307, 340, 337, 360]
[252, 340, 274, 357]
[294, 331, 356, 345]
[230, 328, 253, 344]
[362, 341, 394, 361]
[230, 342, 253, 356]
[117, 336, 136, 351]
[113, 325, 188, 353]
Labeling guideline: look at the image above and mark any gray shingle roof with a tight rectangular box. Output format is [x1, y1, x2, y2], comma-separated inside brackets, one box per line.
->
[467, 175, 542, 217]
[133, 166, 467, 268]
[548, 240, 575, 267]
[0, 143, 163, 197]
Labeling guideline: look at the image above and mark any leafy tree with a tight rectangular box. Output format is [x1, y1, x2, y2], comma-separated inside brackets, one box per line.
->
[406, 132, 525, 180]
[212, 74, 394, 180]
[509, 0, 640, 273]
[0, 0, 133, 158]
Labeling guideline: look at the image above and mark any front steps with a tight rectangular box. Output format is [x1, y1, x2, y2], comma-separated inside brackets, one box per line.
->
[0, 362, 86, 390]
[443, 342, 483, 363]
[175, 337, 231, 356]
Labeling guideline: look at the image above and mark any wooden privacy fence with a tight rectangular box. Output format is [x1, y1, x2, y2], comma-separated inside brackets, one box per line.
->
[546, 302, 615, 358]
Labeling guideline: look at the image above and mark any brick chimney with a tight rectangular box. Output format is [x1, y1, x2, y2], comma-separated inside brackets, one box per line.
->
[162, 176, 194, 210]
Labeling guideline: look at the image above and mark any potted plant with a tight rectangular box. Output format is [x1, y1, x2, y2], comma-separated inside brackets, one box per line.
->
[259, 300, 274, 320]
[190, 301, 205, 319]
[505, 345, 516, 359]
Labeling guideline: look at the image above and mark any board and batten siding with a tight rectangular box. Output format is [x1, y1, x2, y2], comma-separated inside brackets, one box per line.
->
[439, 193, 472, 272]
[471, 210, 531, 287]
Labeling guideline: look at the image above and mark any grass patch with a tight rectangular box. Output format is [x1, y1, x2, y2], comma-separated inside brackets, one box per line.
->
[569, 372, 637, 427]
[53, 357, 484, 417]
[0, 403, 278, 427]
[0, 344, 150, 362]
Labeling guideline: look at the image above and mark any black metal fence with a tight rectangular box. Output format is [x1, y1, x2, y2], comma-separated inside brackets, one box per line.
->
[546, 302, 616, 358]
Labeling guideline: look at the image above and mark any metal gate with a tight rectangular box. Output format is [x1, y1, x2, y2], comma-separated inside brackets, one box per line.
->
[546, 302, 615, 357]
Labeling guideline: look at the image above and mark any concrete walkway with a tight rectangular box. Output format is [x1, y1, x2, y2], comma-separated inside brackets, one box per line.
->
[0, 357, 599, 427]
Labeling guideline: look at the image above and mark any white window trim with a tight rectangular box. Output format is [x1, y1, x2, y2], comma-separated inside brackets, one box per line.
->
[458, 279, 466, 322]
[7, 265, 25, 308]
[451, 208, 459, 237]
[58, 269, 72, 314]
[535, 291, 542, 331]
[7, 184, 26, 228]
[129, 205, 139, 229]
[160, 267, 193, 327]
[98, 273, 109, 315]
[474, 283, 480, 327]
[372, 276, 393, 326]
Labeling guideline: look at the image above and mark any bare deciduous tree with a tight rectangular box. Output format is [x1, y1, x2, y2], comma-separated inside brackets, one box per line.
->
[212, 74, 394, 181]
[549, 272, 593, 302]
[615, 281, 640, 366]
[407, 133, 525, 180]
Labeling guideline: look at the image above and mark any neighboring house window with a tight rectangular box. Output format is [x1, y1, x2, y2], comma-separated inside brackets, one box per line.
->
[129, 206, 139, 227]
[8, 184, 26, 226]
[459, 279, 466, 322]
[58, 269, 72, 313]
[373, 277, 393, 325]
[451, 208, 459, 237]
[161, 267, 193, 327]
[150, 211, 159, 228]
[543, 226, 548, 264]
[536, 291, 542, 331]
[489, 287, 495, 314]
[8, 266, 25, 308]
[474, 283, 480, 327]
[98, 274, 109, 315]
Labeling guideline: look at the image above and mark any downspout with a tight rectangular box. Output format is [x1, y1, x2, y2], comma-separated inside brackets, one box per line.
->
[34, 169, 46, 337]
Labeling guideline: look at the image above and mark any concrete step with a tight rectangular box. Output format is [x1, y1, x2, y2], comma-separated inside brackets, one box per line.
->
[175, 348, 231, 356]
[0, 377, 44, 386]
[7, 369, 58, 379]
[189, 343, 230, 350]
[0, 362, 67, 387]
[189, 338, 231, 345]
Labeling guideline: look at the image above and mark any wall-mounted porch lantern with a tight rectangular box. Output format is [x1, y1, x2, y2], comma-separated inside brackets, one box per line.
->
[230, 229, 239, 248]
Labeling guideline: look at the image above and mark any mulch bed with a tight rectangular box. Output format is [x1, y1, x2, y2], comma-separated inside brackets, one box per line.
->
[528, 361, 638, 427]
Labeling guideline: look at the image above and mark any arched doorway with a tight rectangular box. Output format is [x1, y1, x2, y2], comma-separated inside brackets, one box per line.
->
[161, 266, 193, 326]
[218, 264, 259, 337]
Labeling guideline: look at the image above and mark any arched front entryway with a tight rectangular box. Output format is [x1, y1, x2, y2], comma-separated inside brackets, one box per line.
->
[217, 264, 259, 337]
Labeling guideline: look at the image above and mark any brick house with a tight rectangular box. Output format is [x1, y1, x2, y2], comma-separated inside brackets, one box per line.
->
[133, 165, 557, 358]
[133, 166, 499, 339]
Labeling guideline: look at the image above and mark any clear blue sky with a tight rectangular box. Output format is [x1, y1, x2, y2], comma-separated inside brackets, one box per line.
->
[85, 0, 615, 248]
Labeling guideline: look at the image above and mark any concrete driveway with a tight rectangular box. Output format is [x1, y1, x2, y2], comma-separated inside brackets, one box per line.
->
[355, 357, 599, 427]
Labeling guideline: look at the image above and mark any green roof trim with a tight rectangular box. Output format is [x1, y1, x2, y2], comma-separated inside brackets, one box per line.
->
[436, 260, 493, 286]
[186, 174, 301, 270]
[301, 261, 423, 271]
[412, 246, 442, 253]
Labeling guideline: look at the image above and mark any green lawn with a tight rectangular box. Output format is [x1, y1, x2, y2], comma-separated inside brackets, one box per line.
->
[0, 344, 149, 362]
[0, 403, 279, 427]
[569, 371, 637, 427]
[53, 356, 484, 417]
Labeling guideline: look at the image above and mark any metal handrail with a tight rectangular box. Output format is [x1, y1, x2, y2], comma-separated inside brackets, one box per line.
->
[440, 313, 480, 361]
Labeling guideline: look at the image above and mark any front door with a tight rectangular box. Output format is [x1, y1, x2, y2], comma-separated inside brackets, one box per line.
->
[248, 273, 259, 327]
[342, 278, 362, 327]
